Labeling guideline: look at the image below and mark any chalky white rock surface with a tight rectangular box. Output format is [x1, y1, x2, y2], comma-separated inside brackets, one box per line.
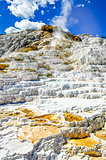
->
[0, 26, 106, 159]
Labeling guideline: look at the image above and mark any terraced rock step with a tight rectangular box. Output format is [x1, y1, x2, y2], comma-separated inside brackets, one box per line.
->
[0, 25, 106, 160]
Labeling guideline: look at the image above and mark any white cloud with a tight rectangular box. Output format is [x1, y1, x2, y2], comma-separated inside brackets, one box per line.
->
[15, 19, 45, 30]
[5, 0, 11, 2]
[6, 0, 38, 18]
[5, 19, 45, 34]
[51, 0, 78, 30]
[76, 4, 85, 8]
[5, 27, 20, 34]
[5, 0, 58, 18]
[41, 10, 44, 15]
[51, 0, 73, 27]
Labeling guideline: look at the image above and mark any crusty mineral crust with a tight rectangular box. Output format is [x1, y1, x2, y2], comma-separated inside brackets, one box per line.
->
[0, 25, 106, 160]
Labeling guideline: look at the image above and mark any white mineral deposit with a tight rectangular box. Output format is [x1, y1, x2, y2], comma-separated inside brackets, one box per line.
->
[0, 25, 105, 160]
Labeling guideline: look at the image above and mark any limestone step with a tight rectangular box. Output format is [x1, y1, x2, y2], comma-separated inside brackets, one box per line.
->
[82, 64, 106, 72]
[79, 93, 105, 99]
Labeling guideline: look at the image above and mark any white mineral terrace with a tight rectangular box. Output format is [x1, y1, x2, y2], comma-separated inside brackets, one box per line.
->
[0, 26, 106, 160]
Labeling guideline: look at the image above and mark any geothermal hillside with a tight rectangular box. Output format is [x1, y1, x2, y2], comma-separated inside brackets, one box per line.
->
[0, 25, 106, 160]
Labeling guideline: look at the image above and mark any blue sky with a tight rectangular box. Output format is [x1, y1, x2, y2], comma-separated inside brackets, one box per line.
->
[0, 0, 106, 36]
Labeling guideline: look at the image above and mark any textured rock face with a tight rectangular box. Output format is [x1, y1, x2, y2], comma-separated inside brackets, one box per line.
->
[0, 25, 106, 160]
[0, 29, 42, 57]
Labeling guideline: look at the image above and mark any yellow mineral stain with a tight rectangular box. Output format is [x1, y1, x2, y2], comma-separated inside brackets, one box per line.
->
[94, 130, 106, 141]
[17, 108, 36, 117]
[39, 52, 43, 56]
[46, 72, 52, 77]
[63, 60, 72, 65]
[18, 125, 60, 143]
[69, 137, 98, 148]
[0, 70, 8, 73]
[52, 121, 60, 124]
[3, 120, 19, 127]
[67, 33, 81, 42]
[0, 59, 6, 63]
[42, 31, 52, 38]
[40, 25, 53, 33]
[35, 114, 61, 121]
[31, 119, 48, 124]
[33, 41, 41, 46]
[29, 114, 61, 122]
[0, 64, 9, 70]
[0, 58, 9, 63]
[18, 45, 38, 52]
[63, 112, 84, 122]
[0, 111, 21, 119]
[14, 57, 23, 61]
[61, 127, 70, 130]
[91, 157, 104, 160]
[63, 52, 70, 57]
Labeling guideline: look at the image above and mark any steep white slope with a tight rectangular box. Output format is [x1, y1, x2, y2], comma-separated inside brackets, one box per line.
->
[0, 25, 106, 160]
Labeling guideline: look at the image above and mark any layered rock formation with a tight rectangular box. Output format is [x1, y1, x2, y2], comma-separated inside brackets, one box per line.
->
[0, 25, 106, 160]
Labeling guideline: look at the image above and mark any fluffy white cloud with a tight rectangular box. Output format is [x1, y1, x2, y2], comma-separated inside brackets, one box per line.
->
[6, 0, 38, 18]
[5, 27, 20, 34]
[5, 0, 58, 18]
[15, 19, 45, 30]
[5, 19, 45, 34]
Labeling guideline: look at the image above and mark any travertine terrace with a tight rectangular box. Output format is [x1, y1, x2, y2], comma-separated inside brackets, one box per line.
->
[0, 25, 106, 160]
